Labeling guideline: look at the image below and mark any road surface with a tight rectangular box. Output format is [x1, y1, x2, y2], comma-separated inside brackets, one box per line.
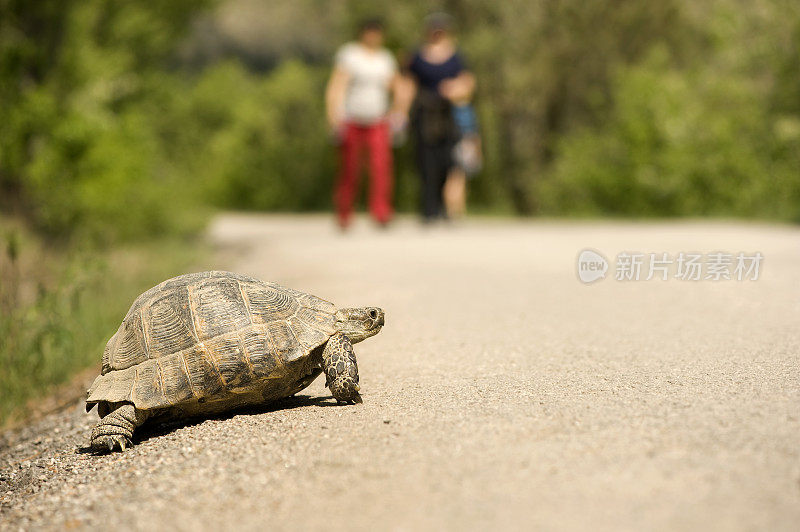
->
[2, 214, 799, 530]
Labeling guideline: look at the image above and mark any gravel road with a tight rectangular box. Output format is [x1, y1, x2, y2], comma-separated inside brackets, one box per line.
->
[2, 214, 799, 531]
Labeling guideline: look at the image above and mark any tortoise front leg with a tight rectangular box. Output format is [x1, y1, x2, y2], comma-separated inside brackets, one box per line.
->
[90, 403, 149, 452]
[322, 333, 362, 404]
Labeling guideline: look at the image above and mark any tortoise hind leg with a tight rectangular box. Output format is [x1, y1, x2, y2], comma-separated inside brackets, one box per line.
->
[90, 403, 149, 453]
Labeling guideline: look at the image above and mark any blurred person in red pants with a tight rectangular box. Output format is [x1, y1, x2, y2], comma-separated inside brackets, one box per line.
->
[325, 18, 408, 229]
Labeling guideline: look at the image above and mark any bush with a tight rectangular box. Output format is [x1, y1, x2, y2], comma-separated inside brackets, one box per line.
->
[537, 48, 800, 220]
[187, 60, 335, 211]
[0, 0, 210, 245]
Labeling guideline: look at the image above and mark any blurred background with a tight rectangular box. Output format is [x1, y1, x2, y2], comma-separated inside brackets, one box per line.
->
[1, 0, 799, 424]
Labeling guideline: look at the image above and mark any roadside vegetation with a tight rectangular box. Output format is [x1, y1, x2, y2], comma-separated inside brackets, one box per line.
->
[0, 221, 204, 426]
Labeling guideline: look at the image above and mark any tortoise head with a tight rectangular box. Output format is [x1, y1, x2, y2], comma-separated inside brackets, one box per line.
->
[334, 307, 385, 343]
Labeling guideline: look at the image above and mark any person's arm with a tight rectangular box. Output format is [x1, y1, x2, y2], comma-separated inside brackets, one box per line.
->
[391, 51, 420, 118]
[390, 72, 416, 117]
[325, 66, 350, 129]
[439, 50, 475, 103]
[439, 71, 475, 103]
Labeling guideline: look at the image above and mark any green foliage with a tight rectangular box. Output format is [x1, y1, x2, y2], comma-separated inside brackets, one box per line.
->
[0, 0, 210, 244]
[189, 60, 335, 211]
[5, 0, 799, 229]
[537, 39, 800, 220]
[1, 254, 107, 424]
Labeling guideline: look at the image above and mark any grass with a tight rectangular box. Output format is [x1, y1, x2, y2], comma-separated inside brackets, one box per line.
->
[0, 221, 207, 427]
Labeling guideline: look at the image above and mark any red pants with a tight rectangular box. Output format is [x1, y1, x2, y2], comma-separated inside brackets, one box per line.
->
[335, 121, 393, 225]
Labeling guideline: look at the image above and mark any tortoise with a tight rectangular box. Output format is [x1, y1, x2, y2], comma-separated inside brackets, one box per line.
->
[85, 271, 384, 452]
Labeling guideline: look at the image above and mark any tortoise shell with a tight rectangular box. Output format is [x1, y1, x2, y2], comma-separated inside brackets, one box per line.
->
[86, 271, 338, 412]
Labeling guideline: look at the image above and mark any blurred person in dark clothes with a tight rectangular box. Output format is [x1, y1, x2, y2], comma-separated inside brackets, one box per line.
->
[404, 13, 478, 223]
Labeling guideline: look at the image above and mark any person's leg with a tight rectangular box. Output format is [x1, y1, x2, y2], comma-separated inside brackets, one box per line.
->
[366, 121, 393, 225]
[334, 123, 362, 228]
[416, 142, 442, 221]
[444, 167, 467, 218]
[432, 143, 451, 219]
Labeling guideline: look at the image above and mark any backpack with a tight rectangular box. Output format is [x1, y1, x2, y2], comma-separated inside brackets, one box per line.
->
[412, 88, 458, 145]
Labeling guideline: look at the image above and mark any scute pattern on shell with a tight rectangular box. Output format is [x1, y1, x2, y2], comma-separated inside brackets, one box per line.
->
[88, 271, 337, 411]
[245, 284, 299, 324]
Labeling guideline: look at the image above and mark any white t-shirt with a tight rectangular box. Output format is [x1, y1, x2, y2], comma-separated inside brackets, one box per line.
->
[335, 42, 397, 124]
